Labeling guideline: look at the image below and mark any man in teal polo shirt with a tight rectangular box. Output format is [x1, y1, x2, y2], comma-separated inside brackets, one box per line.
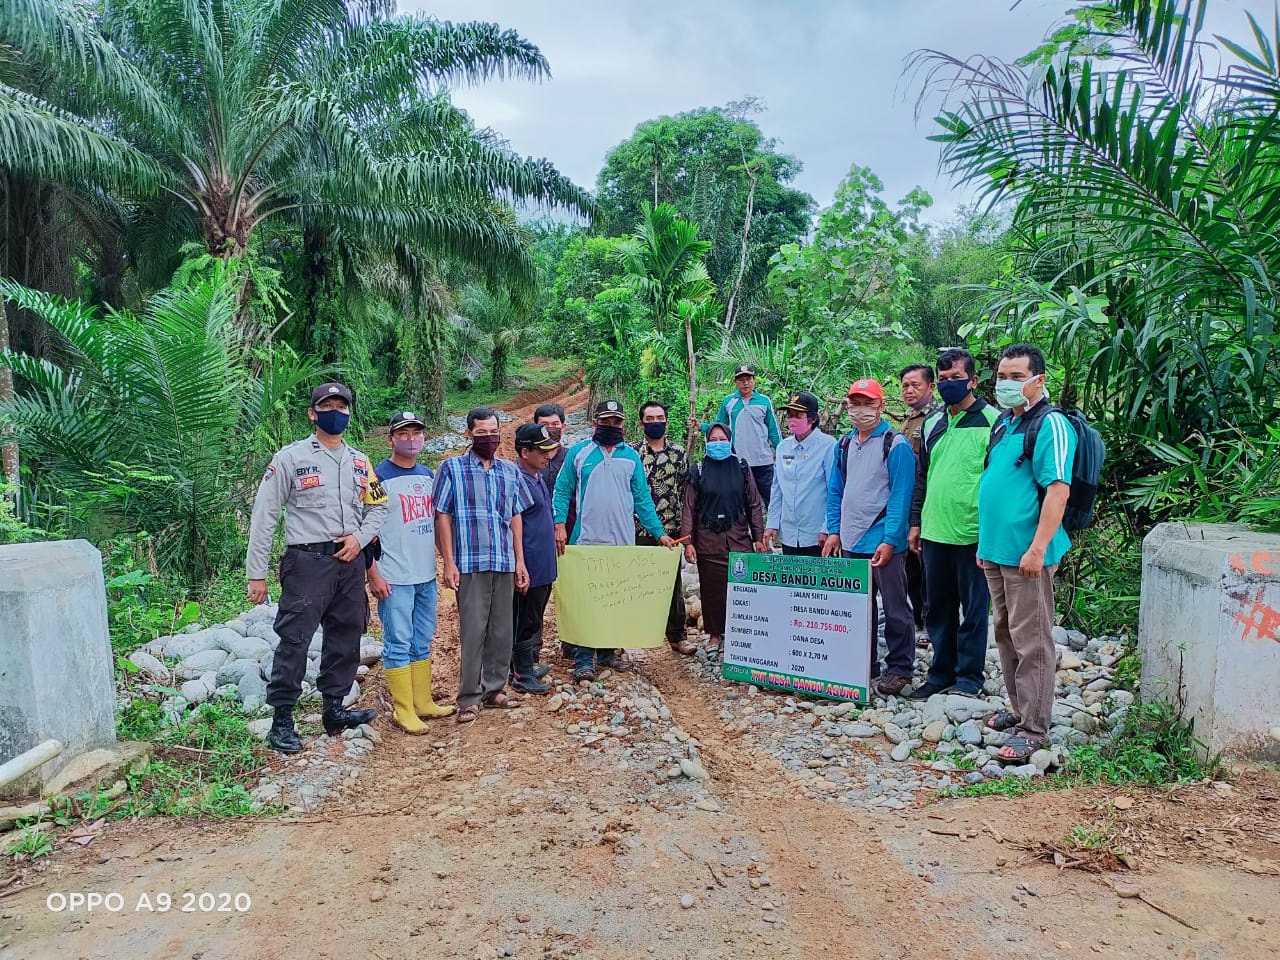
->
[977, 343, 1076, 764]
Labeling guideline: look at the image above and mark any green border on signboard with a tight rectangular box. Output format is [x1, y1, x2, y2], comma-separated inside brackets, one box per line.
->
[725, 551, 870, 593]
[721, 552, 872, 702]
[721, 663, 868, 703]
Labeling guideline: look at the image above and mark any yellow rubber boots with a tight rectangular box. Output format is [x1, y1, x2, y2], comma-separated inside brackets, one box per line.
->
[410, 659, 456, 718]
[384, 665, 428, 734]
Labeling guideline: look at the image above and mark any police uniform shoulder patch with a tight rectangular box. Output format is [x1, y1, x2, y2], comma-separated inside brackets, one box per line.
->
[361, 477, 388, 506]
[263, 464, 276, 481]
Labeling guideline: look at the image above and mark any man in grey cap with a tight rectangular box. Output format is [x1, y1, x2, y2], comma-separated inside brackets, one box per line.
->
[690, 364, 781, 508]
[246, 382, 388, 753]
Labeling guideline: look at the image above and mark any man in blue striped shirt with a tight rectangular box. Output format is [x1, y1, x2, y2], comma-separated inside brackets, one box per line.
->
[434, 407, 531, 723]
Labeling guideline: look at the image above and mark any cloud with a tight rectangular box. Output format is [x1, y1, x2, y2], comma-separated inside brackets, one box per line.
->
[404, 0, 1258, 222]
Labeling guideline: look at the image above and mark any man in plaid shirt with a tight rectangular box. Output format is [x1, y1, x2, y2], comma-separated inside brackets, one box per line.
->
[434, 407, 530, 723]
[632, 400, 696, 655]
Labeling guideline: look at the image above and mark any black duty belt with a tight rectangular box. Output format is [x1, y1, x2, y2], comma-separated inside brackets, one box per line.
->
[288, 541, 341, 556]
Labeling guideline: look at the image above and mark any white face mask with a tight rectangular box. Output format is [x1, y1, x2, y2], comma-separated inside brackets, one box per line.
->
[848, 405, 880, 430]
[995, 377, 1038, 409]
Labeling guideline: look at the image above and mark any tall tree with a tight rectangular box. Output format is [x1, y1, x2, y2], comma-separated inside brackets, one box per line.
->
[596, 106, 811, 331]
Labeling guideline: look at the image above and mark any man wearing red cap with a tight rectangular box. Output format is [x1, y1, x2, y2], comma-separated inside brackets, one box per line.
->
[822, 378, 918, 697]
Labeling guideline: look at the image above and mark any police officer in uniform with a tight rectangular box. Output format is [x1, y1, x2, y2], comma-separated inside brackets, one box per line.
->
[247, 382, 389, 754]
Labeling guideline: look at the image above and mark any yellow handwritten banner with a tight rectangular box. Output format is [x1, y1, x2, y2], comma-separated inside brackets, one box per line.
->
[552, 545, 681, 649]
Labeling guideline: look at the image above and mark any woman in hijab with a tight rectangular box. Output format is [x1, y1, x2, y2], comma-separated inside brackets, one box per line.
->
[681, 422, 765, 654]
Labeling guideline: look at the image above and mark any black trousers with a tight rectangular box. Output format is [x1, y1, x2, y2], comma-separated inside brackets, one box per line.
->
[268, 548, 367, 708]
[512, 583, 553, 678]
[637, 532, 687, 644]
[905, 545, 927, 629]
[781, 543, 823, 557]
[921, 541, 990, 692]
[750, 463, 775, 513]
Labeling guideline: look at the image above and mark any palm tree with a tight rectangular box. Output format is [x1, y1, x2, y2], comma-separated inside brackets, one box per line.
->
[613, 203, 719, 449]
[0, 0, 592, 308]
[911, 0, 1280, 454]
[452, 283, 534, 391]
[0, 270, 320, 579]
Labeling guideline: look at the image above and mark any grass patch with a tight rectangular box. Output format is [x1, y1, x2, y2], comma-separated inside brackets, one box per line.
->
[7, 825, 53, 862]
[119, 701, 270, 818]
[937, 699, 1218, 800]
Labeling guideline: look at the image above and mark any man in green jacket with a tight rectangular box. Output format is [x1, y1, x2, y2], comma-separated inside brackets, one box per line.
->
[906, 349, 999, 698]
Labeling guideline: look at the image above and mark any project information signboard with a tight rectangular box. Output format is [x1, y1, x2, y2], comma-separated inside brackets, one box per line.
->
[721, 552, 873, 702]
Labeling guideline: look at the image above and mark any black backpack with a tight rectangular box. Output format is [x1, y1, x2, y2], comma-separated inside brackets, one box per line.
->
[986, 403, 1105, 532]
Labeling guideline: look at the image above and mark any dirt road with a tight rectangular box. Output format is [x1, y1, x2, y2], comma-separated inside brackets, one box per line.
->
[3, 377, 1277, 960]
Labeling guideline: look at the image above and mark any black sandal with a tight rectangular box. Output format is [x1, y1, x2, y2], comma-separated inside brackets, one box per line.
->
[985, 711, 1021, 732]
[995, 734, 1047, 764]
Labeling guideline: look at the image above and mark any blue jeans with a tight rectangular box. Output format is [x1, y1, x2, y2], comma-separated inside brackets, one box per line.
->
[571, 645, 617, 672]
[922, 541, 990, 692]
[377, 580, 438, 669]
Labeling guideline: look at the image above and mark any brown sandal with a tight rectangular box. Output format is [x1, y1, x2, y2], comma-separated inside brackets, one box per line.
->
[670, 639, 698, 655]
[483, 692, 522, 709]
[456, 704, 480, 724]
[985, 711, 1021, 732]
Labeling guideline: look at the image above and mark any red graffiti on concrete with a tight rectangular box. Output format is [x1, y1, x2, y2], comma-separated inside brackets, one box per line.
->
[1229, 551, 1280, 576]
[1232, 588, 1280, 643]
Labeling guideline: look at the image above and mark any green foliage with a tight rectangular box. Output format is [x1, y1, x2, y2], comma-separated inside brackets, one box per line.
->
[453, 284, 534, 391]
[99, 533, 201, 657]
[0, 273, 320, 581]
[942, 698, 1217, 799]
[759, 166, 931, 404]
[116, 701, 269, 818]
[917, 0, 1280, 535]
[8, 825, 53, 861]
[0, 481, 47, 543]
[1066, 700, 1219, 786]
[596, 105, 812, 329]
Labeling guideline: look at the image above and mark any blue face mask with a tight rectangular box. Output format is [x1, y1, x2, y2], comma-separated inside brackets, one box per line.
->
[937, 379, 972, 406]
[705, 441, 732, 461]
[314, 408, 350, 435]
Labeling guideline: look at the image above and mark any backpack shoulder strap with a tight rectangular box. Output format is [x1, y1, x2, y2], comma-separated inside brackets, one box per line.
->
[739, 457, 751, 488]
[836, 433, 852, 480]
[881, 429, 901, 461]
[1016, 402, 1058, 468]
[985, 411, 1013, 468]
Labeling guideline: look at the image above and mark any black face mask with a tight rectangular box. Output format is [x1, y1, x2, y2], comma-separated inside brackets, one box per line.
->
[594, 424, 624, 446]
[643, 422, 667, 441]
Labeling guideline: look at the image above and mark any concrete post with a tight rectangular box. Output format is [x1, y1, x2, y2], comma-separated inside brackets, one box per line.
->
[0, 540, 117, 800]
[1139, 522, 1280, 760]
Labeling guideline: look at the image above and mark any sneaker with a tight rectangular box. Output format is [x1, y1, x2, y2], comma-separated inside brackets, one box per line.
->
[511, 675, 552, 695]
[873, 675, 911, 698]
[944, 684, 982, 697]
[571, 666, 596, 684]
[905, 681, 948, 701]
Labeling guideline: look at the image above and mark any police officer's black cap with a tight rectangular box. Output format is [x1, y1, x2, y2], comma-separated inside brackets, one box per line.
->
[733, 363, 756, 379]
[594, 399, 625, 420]
[311, 382, 353, 406]
[514, 423, 559, 452]
[388, 410, 426, 431]
[781, 392, 819, 417]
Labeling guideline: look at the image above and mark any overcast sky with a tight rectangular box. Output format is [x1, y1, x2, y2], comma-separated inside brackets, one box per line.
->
[406, 0, 1256, 223]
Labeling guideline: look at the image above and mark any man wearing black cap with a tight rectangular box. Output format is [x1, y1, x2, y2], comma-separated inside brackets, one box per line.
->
[247, 382, 388, 753]
[764, 392, 837, 556]
[553, 400, 676, 681]
[690, 364, 782, 507]
[366, 411, 455, 734]
[510, 423, 561, 693]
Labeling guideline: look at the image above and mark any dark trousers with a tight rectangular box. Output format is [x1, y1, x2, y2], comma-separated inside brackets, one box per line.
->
[922, 541, 990, 693]
[844, 549, 914, 680]
[905, 546, 926, 629]
[750, 463, 774, 513]
[512, 583, 553, 678]
[268, 548, 367, 708]
[637, 532, 687, 644]
[781, 543, 823, 557]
